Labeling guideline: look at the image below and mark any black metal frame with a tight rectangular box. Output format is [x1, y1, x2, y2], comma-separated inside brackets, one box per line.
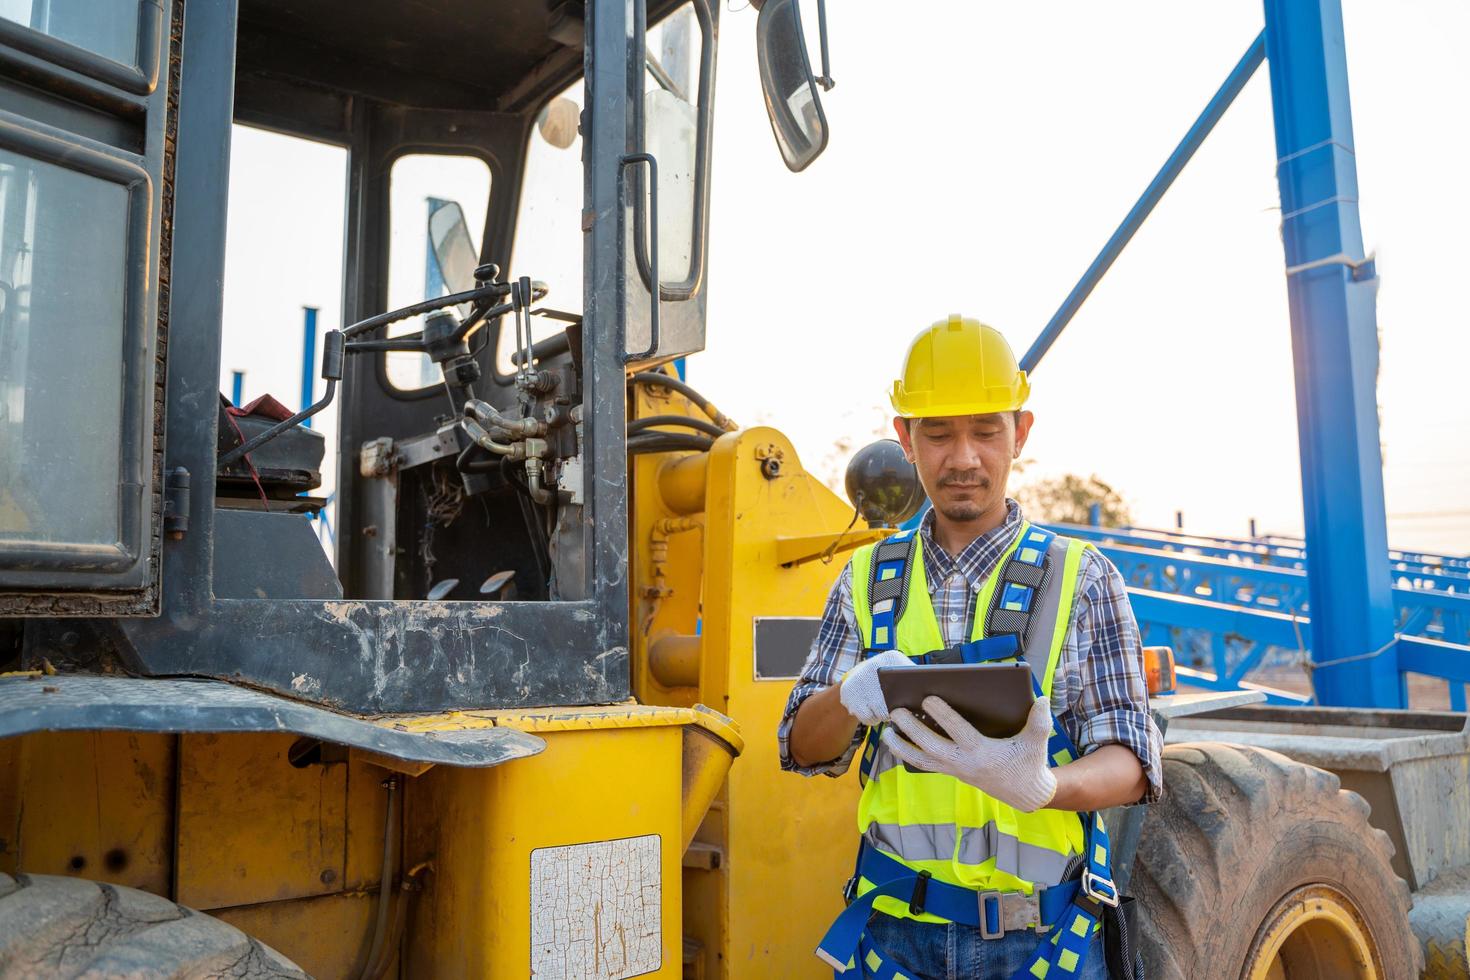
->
[113, 0, 630, 713]
[0, 0, 176, 611]
[7, 0, 711, 715]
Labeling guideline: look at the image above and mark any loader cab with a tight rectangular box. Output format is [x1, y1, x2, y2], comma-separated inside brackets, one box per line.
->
[230, 0, 717, 612]
[0, 0, 830, 712]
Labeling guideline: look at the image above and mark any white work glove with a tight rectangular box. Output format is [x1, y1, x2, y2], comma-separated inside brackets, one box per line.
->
[838, 650, 913, 727]
[884, 696, 1059, 813]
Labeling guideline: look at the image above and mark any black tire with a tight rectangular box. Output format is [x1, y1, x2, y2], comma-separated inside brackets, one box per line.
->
[1132, 742, 1421, 980]
[0, 872, 310, 979]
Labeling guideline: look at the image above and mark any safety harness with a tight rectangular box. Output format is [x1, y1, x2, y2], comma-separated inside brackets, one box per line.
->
[816, 525, 1119, 980]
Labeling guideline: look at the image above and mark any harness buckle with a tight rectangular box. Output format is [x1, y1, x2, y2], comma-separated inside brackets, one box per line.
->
[978, 892, 1004, 940]
[907, 870, 932, 916]
[1081, 870, 1120, 908]
[841, 875, 858, 907]
[979, 889, 1048, 940]
[1030, 886, 1051, 935]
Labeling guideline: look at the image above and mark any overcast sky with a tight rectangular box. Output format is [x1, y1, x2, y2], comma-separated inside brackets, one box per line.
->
[221, 0, 1470, 555]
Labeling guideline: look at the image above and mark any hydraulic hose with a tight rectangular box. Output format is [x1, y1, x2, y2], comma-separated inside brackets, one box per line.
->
[500, 455, 533, 496]
[630, 372, 736, 431]
[461, 416, 516, 455]
[628, 414, 726, 439]
[627, 431, 714, 455]
[367, 863, 432, 980]
[456, 443, 499, 474]
[357, 776, 400, 980]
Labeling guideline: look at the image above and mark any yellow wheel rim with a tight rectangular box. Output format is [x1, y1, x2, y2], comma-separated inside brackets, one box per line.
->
[1244, 884, 1380, 980]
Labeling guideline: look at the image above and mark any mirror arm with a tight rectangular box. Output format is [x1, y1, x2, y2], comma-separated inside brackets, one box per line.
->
[814, 0, 834, 90]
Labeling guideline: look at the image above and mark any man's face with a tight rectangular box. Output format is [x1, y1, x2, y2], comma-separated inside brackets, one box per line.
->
[893, 411, 1033, 524]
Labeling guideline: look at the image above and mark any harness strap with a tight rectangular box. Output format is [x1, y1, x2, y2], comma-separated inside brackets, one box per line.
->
[820, 846, 1083, 961]
[866, 529, 917, 655]
[985, 524, 1056, 651]
[856, 529, 917, 788]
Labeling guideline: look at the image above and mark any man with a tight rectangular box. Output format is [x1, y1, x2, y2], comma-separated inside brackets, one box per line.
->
[779, 316, 1162, 980]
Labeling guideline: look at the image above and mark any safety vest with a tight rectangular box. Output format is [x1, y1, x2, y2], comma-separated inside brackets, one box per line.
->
[849, 520, 1091, 923]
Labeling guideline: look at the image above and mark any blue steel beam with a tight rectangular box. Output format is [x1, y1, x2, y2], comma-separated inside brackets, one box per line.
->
[1263, 0, 1399, 707]
[1399, 637, 1470, 686]
[1172, 666, 1310, 706]
[1020, 33, 1266, 373]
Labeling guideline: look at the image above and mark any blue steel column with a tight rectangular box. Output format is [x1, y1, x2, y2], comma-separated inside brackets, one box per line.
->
[299, 306, 318, 426]
[1263, 0, 1399, 707]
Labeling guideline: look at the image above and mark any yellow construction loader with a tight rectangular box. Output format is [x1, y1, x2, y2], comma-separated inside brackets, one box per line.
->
[0, 0, 1462, 978]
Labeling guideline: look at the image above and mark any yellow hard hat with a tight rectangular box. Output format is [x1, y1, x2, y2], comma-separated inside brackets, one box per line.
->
[890, 315, 1030, 418]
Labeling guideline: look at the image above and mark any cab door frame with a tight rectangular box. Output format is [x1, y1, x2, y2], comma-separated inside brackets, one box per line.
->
[0, 0, 179, 614]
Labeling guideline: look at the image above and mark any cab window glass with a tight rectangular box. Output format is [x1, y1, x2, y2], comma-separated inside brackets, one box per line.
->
[0, 149, 127, 547]
[0, 0, 139, 66]
[643, 4, 701, 284]
[385, 154, 491, 391]
[502, 80, 583, 376]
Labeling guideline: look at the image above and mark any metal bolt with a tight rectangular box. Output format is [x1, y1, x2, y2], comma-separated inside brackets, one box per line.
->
[320, 868, 337, 885]
[761, 457, 782, 480]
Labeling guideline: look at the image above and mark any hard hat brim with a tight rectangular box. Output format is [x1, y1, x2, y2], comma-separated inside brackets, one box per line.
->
[889, 373, 1030, 419]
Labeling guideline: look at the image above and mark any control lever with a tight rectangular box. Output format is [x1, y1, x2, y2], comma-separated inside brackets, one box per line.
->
[219, 331, 344, 468]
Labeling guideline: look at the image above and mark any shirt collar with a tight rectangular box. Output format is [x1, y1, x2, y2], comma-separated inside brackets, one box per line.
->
[918, 499, 1026, 594]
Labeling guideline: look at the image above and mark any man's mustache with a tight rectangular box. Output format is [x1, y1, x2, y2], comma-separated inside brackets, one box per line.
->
[938, 471, 990, 489]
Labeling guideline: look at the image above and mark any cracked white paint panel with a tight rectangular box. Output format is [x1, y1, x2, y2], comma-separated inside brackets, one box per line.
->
[529, 834, 662, 978]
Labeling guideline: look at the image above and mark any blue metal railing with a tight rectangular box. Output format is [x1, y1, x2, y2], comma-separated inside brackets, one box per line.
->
[1058, 524, 1470, 595]
[1045, 522, 1470, 708]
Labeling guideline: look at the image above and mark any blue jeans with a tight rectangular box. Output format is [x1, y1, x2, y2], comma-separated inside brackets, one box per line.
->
[862, 911, 1107, 980]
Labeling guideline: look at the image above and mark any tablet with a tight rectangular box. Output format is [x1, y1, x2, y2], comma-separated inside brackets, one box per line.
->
[877, 662, 1034, 739]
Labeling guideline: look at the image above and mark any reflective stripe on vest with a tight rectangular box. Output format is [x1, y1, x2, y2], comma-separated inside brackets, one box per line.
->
[848, 522, 1091, 924]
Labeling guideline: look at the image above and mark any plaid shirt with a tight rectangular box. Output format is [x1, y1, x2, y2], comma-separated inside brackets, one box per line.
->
[777, 500, 1163, 805]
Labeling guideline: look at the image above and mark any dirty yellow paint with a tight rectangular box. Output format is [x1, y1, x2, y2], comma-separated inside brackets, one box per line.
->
[212, 890, 381, 979]
[0, 731, 174, 895]
[628, 382, 713, 712]
[382, 700, 697, 734]
[176, 732, 347, 910]
[404, 719, 687, 977]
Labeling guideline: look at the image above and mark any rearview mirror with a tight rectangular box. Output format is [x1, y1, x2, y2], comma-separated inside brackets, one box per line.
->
[756, 0, 829, 172]
[428, 199, 478, 296]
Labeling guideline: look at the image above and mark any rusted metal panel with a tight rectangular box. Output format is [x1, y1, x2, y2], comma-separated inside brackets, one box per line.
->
[176, 732, 347, 909]
[0, 731, 174, 895]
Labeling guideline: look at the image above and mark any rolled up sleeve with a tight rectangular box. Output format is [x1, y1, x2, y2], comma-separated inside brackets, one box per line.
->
[1066, 553, 1164, 805]
[777, 565, 866, 777]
